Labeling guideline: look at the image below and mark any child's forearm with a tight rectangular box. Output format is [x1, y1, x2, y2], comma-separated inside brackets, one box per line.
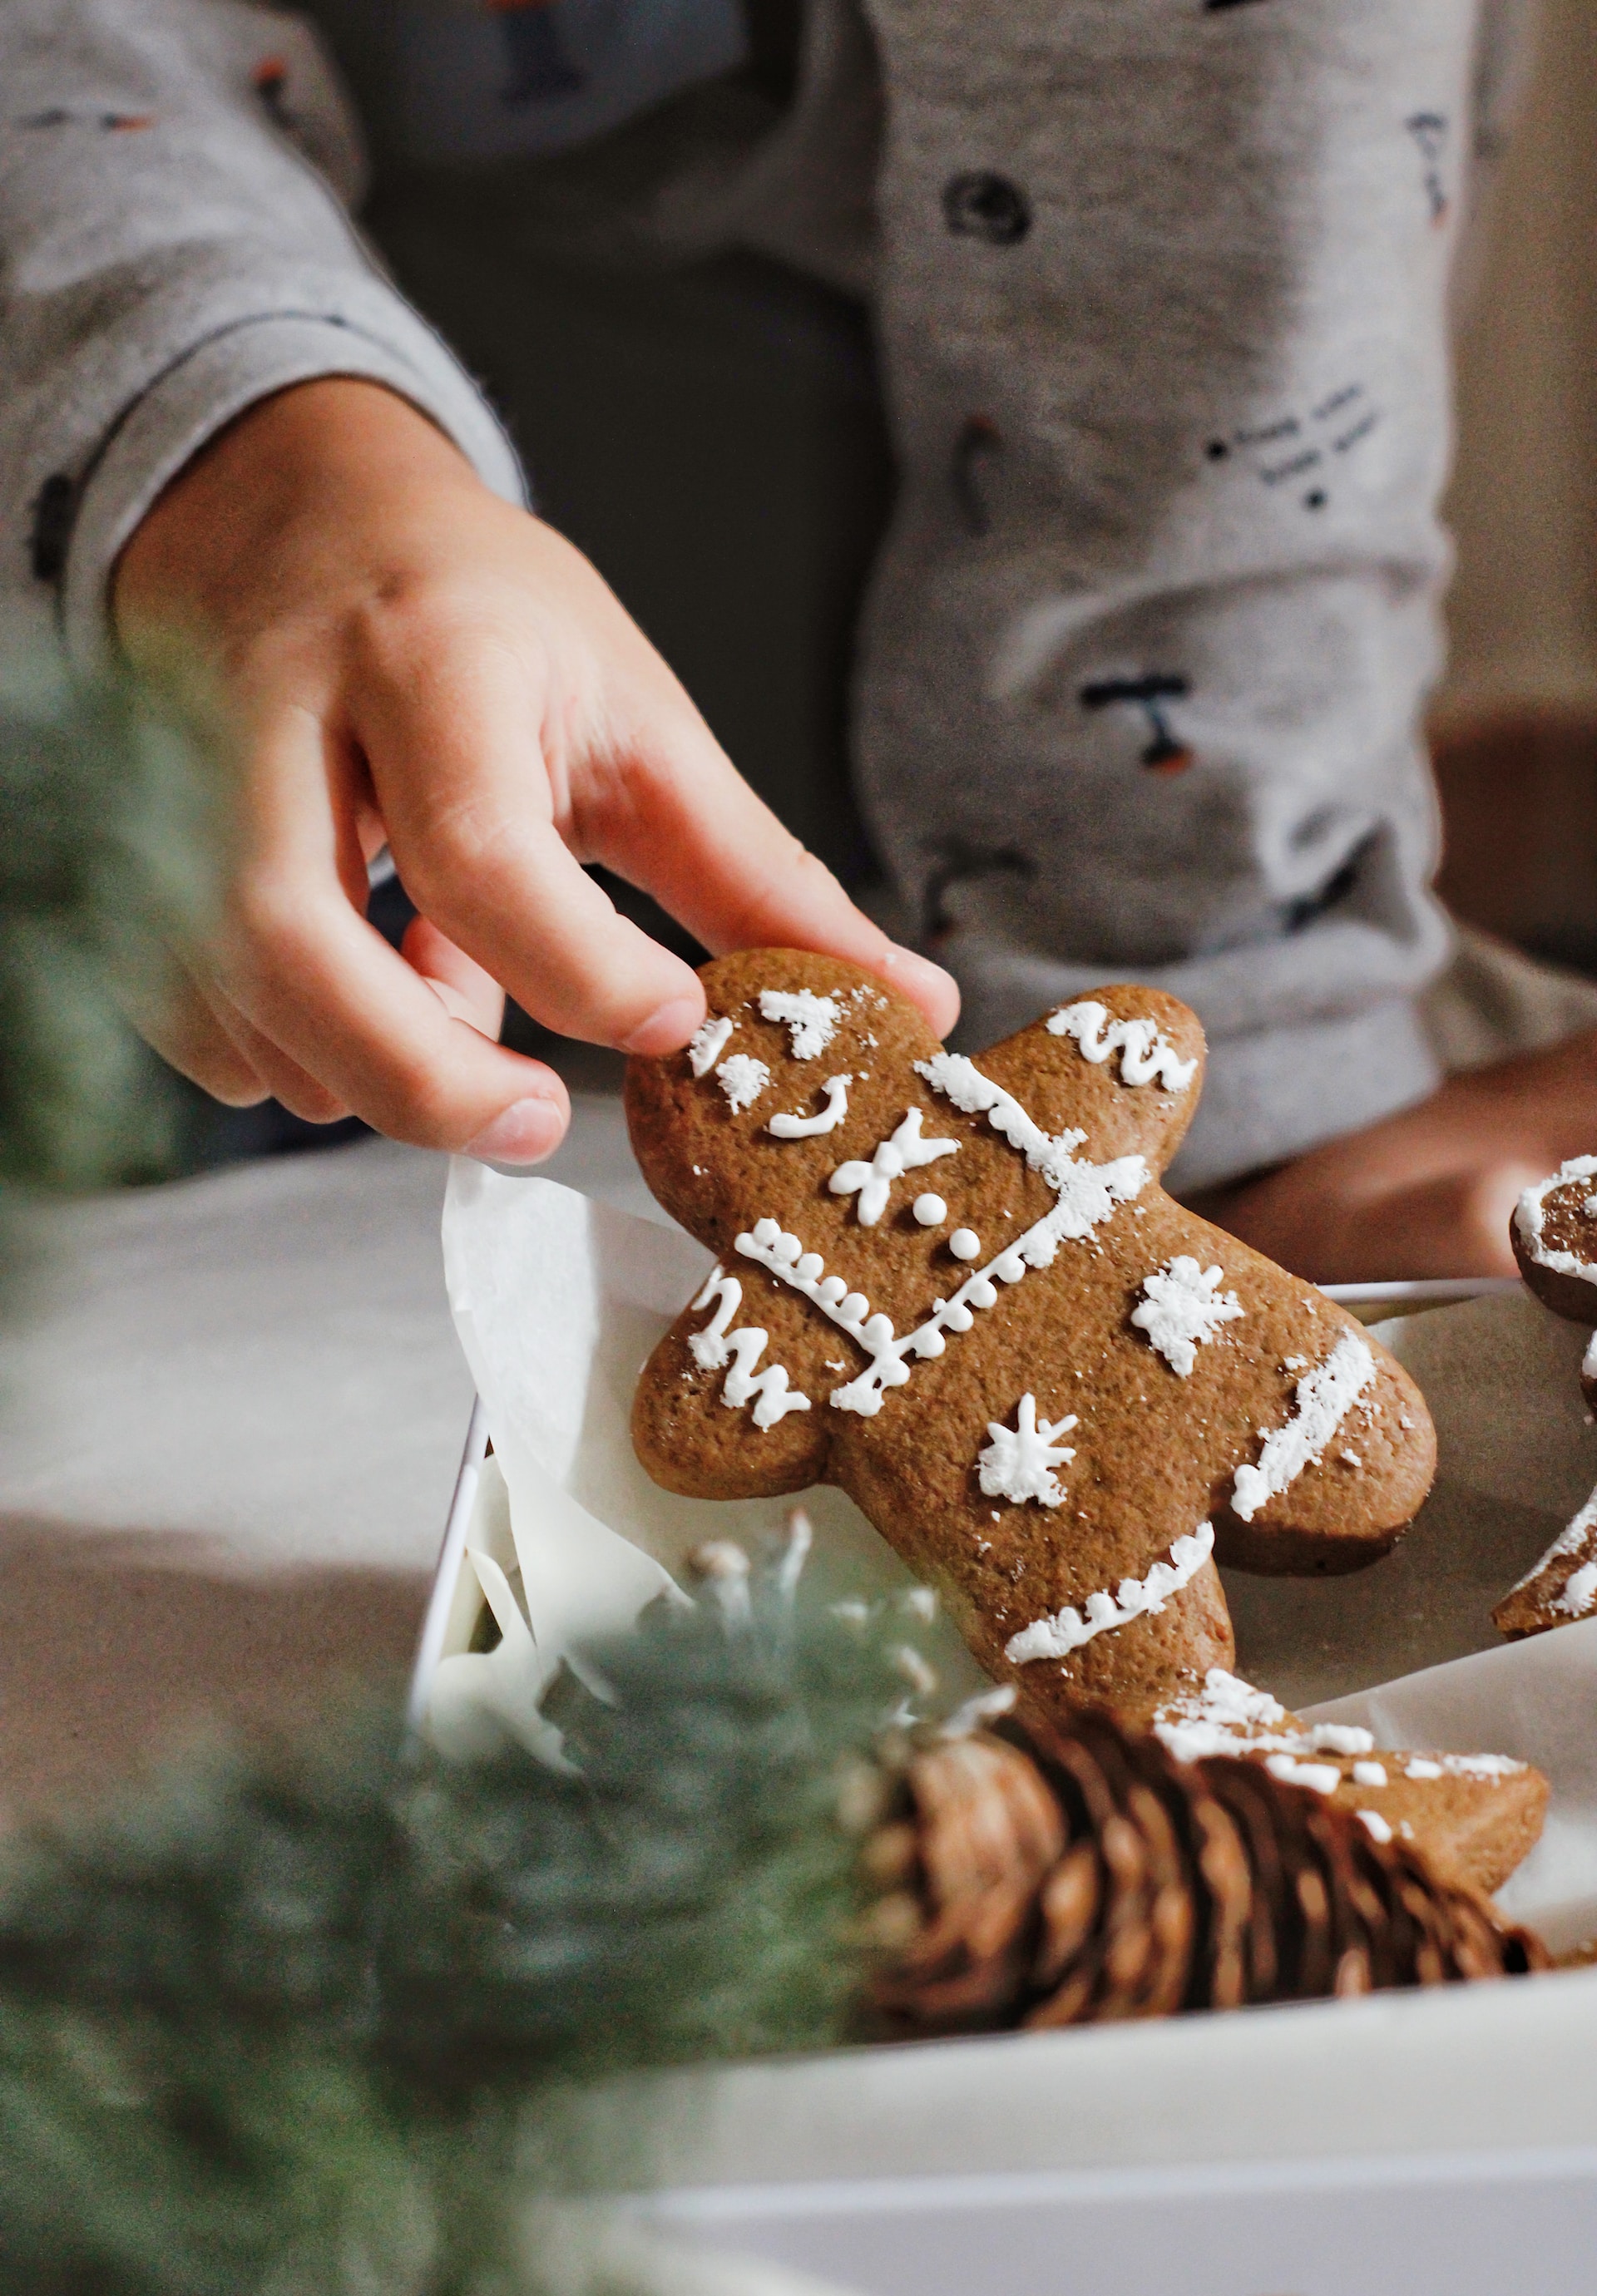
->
[0, 0, 519, 674]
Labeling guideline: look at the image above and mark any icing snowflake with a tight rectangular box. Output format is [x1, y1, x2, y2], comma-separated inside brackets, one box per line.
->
[1131, 1256, 1243, 1377]
[716, 1054, 770, 1114]
[976, 1394, 1079, 1509]
[829, 1106, 958, 1226]
[759, 988, 841, 1059]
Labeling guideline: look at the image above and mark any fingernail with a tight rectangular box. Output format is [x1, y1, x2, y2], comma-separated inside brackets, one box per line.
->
[465, 1095, 566, 1166]
[621, 993, 705, 1058]
[882, 943, 961, 1015]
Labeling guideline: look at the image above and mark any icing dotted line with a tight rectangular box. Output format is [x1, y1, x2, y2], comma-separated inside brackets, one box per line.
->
[1004, 1523, 1215, 1666]
[1230, 1332, 1374, 1522]
[1046, 999, 1199, 1093]
[688, 1268, 812, 1429]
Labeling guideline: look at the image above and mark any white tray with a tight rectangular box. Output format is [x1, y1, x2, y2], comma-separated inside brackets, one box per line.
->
[408, 1275, 1597, 2292]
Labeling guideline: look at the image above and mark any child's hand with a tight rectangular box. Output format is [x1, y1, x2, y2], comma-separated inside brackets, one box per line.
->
[113, 378, 957, 1162]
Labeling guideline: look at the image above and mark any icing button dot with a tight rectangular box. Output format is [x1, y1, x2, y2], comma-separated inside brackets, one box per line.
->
[949, 1228, 981, 1262]
[818, 1276, 848, 1306]
[912, 1192, 947, 1227]
[753, 1218, 781, 1247]
[840, 1292, 870, 1324]
[795, 1252, 824, 1282]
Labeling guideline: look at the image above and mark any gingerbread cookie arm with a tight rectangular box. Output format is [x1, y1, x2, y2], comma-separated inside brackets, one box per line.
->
[1210, 1310, 1436, 1576]
[632, 1267, 833, 1501]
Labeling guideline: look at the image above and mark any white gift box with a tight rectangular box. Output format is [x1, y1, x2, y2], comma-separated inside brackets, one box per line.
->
[410, 1173, 1597, 2294]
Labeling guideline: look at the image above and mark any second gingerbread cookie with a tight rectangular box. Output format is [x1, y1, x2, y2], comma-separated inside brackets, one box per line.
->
[626, 954, 1436, 1726]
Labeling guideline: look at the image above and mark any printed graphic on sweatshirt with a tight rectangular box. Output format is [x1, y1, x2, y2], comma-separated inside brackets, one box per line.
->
[943, 171, 1031, 245]
[1407, 111, 1451, 225]
[390, 0, 745, 165]
[17, 107, 155, 132]
[1079, 676, 1194, 775]
[1204, 382, 1379, 513]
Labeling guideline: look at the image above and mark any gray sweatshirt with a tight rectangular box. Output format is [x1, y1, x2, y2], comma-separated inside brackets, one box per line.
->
[0, 0, 1535, 1188]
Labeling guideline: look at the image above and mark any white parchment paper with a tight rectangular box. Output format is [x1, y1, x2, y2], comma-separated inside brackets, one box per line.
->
[438, 1163, 1597, 1946]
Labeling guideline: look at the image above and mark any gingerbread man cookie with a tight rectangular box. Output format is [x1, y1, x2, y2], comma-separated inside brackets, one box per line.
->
[626, 953, 1436, 1726]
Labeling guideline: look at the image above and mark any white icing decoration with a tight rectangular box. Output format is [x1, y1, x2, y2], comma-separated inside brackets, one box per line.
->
[1352, 1760, 1388, 1789]
[1585, 1333, 1597, 1382]
[1004, 1523, 1214, 1665]
[715, 1054, 770, 1114]
[758, 988, 842, 1059]
[912, 1193, 947, 1227]
[768, 1074, 852, 1139]
[1404, 1759, 1443, 1780]
[1131, 1256, 1244, 1377]
[1150, 1667, 1373, 1766]
[1514, 1155, 1597, 1286]
[949, 1228, 981, 1262]
[913, 1053, 1150, 1237]
[1230, 1333, 1376, 1523]
[729, 1051, 1149, 1422]
[938, 1685, 1018, 1741]
[1358, 1810, 1393, 1844]
[1046, 999, 1199, 1093]
[976, 1395, 1079, 1509]
[1560, 1560, 1597, 1618]
[689, 1014, 734, 1077]
[687, 1267, 812, 1430]
[828, 1107, 957, 1226]
[1505, 1479, 1597, 1611]
[1265, 1754, 1341, 1796]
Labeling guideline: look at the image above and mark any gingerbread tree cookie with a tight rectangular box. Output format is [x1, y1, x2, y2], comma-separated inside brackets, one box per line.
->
[625, 953, 1436, 1726]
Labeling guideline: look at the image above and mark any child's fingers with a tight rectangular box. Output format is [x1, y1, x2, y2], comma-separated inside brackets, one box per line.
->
[357, 637, 706, 1054]
[400, 915, 506, 1039]
[221, 872, 574, 1155]
[116, 951, 270, 1108]
[593, 704, 962, 1039]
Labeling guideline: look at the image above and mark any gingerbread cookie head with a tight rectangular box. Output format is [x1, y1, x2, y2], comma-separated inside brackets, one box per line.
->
[625, 952, 1436, 1726]
[1512, 1158, 1597, 1329]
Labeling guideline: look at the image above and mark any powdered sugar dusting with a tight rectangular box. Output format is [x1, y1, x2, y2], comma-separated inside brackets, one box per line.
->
[1131, 1256, 1244, 1376]
[1230, 1333, 1375, 1523]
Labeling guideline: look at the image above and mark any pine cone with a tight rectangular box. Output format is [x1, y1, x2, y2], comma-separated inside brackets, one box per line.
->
[865, 1713, 1548, 2039]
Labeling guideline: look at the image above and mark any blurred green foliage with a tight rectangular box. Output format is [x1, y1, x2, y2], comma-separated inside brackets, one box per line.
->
[0, 654, 214, 1196]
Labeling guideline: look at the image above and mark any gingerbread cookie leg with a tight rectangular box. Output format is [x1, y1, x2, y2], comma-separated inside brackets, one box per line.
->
[1151, 1671, 1548, 1897]
[1495, 1483, 1597, 1641]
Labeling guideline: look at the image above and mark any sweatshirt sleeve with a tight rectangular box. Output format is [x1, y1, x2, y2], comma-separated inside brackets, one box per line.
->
[0, 0, 526, 677]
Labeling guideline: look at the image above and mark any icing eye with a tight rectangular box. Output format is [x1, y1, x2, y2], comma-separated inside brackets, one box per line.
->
[912, 1192, 947, 1227]
[949, 1228, 981, 1262]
